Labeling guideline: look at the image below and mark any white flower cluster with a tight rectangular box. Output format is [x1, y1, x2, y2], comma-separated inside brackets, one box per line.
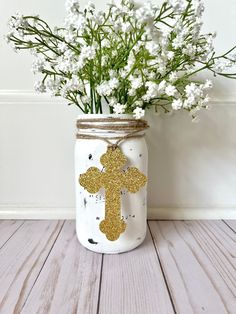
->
[142, 82, 159, 102]
[34, 81, 46, 93]
[135, 2, 159, 24]
[31, 56, 46, 74]
[171, 80, 212, 117]
[168, 0, 188, 14]
[133, 107, 145, 119]
[65, 0, 80, 14]
[8, 13, 28, 31]
[214, 57, 236, 73]
[113, 103, 126, 114]
[168, 0, 204, 17]
[46, 77, 63, 96]
[61, 75, 84, 97]
[7, 0, 236, 119]
[97, 78, 119, 96]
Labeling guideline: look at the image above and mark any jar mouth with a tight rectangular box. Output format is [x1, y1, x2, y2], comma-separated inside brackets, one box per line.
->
[77, 113, 133, 120]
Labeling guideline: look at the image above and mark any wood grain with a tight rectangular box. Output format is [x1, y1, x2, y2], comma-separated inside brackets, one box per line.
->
[224, 220, 236, 232]
[98, 227, 174, 314]
[0, 220, 235, 314]
[149, 220, 236, 314]
[0, 220, 24, 248]
[0, 220, 63, 314]
[21, 220, 102, 314]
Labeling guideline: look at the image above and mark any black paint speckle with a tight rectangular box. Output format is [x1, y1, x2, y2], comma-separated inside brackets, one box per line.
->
[139, 154, 142, 157]
[83, 198, 87, 206]
[96, 217, 100, 220]
[88, 238, 98, 244]
[132, 215, 135, 218]
[88, 154, 93, 160]
[130, 148, 133, 151]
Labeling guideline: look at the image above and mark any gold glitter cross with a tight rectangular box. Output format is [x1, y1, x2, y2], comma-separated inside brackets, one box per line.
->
[79, 146, 147, 241]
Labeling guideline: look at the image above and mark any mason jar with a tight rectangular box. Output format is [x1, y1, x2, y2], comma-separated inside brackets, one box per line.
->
[75, 114, 148, 254]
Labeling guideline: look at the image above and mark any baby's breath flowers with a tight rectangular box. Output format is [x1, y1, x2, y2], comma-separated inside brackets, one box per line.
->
[6, 0, 236, 120]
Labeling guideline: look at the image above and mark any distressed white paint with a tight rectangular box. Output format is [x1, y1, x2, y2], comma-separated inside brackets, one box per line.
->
[75, 114, 148, 253]
[1, 1, 236, 219]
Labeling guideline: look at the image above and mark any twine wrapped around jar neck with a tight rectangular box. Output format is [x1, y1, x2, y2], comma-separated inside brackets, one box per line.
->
[76, 117, 149, 148]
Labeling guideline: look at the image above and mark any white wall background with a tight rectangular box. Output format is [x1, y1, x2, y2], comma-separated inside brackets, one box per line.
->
[1, 0, 236, 219]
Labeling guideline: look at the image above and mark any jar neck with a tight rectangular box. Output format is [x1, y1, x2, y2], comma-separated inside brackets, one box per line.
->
[76, 115, 149, 145]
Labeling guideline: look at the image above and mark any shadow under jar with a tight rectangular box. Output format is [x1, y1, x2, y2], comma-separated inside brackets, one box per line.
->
[75, 114, 148, 254]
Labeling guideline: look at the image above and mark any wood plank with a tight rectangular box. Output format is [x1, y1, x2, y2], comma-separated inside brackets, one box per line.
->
[0, 220, 24, 248]
[21, 220, 102, 314]
[224, 220, 236, 232]
[0, 220, 63, 314]
[98, 228, 174, 314]
[149, 221, 236, 314]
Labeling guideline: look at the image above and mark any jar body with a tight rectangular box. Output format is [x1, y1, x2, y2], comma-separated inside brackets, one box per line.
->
[75, 114, 148, 254]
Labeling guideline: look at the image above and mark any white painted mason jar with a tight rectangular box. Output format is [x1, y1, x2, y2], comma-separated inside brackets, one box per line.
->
[75, 114, 148, 254]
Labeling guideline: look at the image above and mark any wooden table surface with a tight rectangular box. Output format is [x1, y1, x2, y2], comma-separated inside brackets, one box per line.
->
[0, 220, 235, 314]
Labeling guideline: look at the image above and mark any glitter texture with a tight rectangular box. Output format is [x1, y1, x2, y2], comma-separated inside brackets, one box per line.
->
[79, 146, 147, 241]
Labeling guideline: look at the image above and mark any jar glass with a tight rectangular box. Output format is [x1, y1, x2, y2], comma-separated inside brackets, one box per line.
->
[75, 114, 148, 254]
